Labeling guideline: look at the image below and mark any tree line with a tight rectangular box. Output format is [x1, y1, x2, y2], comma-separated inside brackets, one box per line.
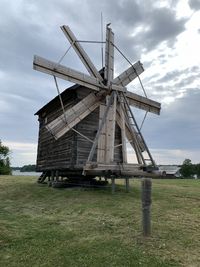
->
[0, 141, 36, 174]
[179, 159, 200, 178]
[11, 165, 36, 172]
[0, 140, 11, 174]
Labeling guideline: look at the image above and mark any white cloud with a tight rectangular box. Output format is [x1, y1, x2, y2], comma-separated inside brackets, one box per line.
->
[152, 149, 200, 165]
[3, 141, 37, 166]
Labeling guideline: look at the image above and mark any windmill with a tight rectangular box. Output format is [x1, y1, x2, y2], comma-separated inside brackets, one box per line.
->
[33, 24, 161, 183]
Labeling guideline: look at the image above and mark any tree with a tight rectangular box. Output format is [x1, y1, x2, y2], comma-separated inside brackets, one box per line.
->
[20, 164, 36, 172]
[179, 159, 194, 178]
[194, 163, 200, 178]
[0, 140, 11, 175]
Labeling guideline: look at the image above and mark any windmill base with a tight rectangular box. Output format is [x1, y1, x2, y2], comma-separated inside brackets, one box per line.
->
[83, 162, 159, 178]
[37, 163, 159, 186]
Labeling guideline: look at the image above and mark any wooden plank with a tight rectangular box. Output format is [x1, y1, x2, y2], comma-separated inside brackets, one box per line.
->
[126, 91, 161, 115]
[33, 55, 103, 92]
[87, 91, 114, 162]
[105, 92, 116, 163]
[97, 105, 106, 163]
[119, 99, 127, 163]
[105, 25, 114, 85]
[61, 25, 103, 82]
[113, 61, 144, 87]
[97, 94, 116, 164]
[98, 106, 105, 163]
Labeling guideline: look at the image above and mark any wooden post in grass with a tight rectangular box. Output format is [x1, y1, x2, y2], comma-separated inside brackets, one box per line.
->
[125, 178, 130, 192]
[55, 170, 59, 181]
[141, 178, 152, 236]
[48, 170, 55, 187]
[111, 177, 115, 194]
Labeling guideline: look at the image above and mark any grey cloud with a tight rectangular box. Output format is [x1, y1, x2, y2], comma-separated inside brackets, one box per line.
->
[155, 66, 199, 84]
[174, 73, 200, 88]
[188, 0, 200, 10]
[142, 88, 200, 150]
[136, 8, 186, 51]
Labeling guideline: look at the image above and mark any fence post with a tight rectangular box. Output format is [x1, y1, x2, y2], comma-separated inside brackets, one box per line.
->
[141, 178, 152, 236]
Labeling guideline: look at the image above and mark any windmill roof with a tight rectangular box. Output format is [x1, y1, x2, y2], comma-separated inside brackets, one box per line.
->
[34, 83, 79, 115]
[34, 68, 105, 116]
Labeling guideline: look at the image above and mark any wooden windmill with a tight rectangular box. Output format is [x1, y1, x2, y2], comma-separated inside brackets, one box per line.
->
[33, 24, 161, 181]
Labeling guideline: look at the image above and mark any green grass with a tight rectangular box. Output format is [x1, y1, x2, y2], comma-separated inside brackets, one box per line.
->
[0, 176, 199, 267]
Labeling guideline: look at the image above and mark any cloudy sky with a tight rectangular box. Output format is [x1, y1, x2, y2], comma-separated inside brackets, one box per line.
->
[0, 0, 200, 166]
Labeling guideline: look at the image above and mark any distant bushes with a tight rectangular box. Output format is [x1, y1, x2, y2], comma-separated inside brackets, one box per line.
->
[20, 165, 36, 172]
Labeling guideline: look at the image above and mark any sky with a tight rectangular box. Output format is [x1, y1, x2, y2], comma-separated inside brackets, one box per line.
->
[0, 0, 200, 166]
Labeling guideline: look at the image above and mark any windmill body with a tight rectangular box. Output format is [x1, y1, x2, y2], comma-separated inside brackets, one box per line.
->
[34, 25, 161, 179]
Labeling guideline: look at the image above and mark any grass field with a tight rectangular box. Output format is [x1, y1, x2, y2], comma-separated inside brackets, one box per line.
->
[0, 176, 199, 267]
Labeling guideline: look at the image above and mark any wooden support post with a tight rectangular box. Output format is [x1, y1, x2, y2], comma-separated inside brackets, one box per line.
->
[111, 177, 115, 194]
[125, 178, 130, 192]
[48, 170, 55, 187]
[87, 91, 114, 162]
[106, 92, 116, 163]
[55, 170, 59, 181]
[51, 170, 55, 182]
[141, 178, 152, 237]
[119, 98, 127, 163]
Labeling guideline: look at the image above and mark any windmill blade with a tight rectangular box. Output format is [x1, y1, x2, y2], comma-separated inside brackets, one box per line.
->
[126, 91, 161, 115]
[61, 25, 103, 82]
[33, 55, 106, 92]
[113, 61, 144, 87]
[46, 92, 101, 139]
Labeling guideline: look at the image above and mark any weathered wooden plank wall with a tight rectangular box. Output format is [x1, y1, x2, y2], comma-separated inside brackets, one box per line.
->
[36, 89, 77, 171]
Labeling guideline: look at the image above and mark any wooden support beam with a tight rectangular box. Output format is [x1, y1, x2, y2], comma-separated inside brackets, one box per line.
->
[97, 93, 116, 163]
[97, 104, 107, 163]
[105, 25, 114, 85]
[61, 25, 103, 82]
[87, 91, 114, 162]
[113, 61, 144, 87]
[106, 92, 116, 163]
[119, 97, 127, 163]
[55, 170, 59, 181]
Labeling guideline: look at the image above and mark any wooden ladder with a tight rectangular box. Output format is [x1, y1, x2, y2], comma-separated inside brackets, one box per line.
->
[122, 92, 156, 168]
